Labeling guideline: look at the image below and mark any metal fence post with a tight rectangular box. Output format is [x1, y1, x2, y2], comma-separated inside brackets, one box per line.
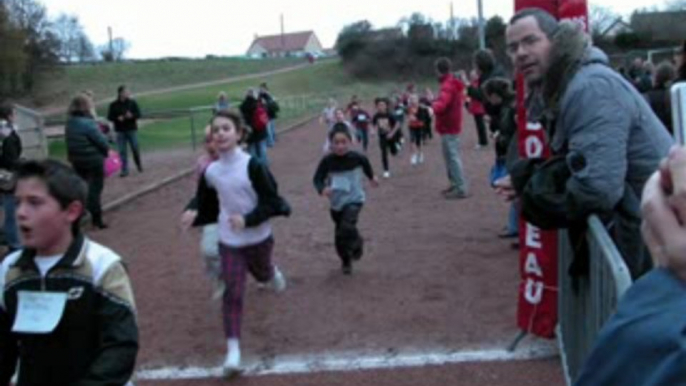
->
[190, 109, 197, 152]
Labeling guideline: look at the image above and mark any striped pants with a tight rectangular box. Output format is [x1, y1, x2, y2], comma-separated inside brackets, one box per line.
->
[219, 237, 275, 338]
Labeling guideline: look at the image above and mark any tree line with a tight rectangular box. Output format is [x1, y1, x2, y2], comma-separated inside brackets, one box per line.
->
[0, 0, 128, 99]
[336, 4, 686, 80]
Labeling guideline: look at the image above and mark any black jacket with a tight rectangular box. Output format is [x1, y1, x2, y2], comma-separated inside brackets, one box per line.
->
[0, 235, 138, 386]
[0, 128, 22, 171]
[259, 92, 279, 120]
[107, 98, 141, 132]
[240, 96, 266, 144]
[186, 157, 291, 227]
[65, 115, 109, 168]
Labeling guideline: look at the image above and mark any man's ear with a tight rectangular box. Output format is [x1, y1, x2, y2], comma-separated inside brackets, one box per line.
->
[65, 201, 85, 224]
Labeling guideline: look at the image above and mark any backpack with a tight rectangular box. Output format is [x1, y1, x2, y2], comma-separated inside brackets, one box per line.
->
[252, 103, 269, 132]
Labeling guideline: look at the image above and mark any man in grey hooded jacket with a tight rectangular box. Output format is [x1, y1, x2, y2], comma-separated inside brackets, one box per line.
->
[496, 8, 673, 278]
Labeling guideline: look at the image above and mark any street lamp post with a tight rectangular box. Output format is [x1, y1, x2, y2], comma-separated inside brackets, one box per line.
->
[478, 0, 486, 49]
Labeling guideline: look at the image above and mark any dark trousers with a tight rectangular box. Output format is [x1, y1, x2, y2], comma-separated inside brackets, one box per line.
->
[116, 131, 142, 173]
[356, 128, 369, 151]
[330, 204, 364, 266]
[473, 114, 488, 146]
[219, 237, 275, 338]
[378, 133, 396, 172]
[73, 162, 105, 225]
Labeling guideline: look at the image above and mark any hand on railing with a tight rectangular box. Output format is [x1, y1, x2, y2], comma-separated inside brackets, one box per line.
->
[641, 146, 686, 283]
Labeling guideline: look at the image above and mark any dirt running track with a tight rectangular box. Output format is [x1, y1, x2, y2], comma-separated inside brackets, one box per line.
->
[87, 112, 565, 385]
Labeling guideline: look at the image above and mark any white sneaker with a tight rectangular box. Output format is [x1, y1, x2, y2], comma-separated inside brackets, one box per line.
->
[410, 154, 418, 165]
[383, 171, 391, 179]
[418, 153, 424, 163]
[223, 339, 242, 377]
[271, 266, 287, 293]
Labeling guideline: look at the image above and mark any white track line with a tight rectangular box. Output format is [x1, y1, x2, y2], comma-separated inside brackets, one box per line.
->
[135, 343, 560, 380]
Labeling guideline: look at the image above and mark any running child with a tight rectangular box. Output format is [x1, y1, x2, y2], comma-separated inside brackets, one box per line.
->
[349, 101, 372, 152]
[182, 110, 291, 376]
[406, 95, 431, 166]
[467, 69, 489, 149]
[313, 123, 379, 275]
[0, 160, 138, 385]
[372, 98, 400, 178]
[323, 108, 356, 153]
[180, 125, 223, 299]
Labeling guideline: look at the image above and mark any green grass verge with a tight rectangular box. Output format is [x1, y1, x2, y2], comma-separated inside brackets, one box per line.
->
[49, 61, 438, 158]
[37, 57, 305, 107]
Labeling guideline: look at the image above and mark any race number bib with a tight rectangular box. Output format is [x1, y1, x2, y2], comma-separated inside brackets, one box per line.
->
[357, 114, 367, 122]
[12, 291, 67, 334]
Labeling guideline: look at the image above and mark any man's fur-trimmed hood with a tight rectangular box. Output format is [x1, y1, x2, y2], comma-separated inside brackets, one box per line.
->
[541, 21, 608, 115]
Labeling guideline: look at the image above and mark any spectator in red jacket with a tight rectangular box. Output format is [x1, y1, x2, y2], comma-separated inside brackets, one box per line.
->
[467, 69, 489, 149]
[432, 57, 469, 199]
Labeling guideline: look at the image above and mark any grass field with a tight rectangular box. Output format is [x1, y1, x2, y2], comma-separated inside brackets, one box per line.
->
[48, 60, 437, 158]
[35, 57, 305, 107]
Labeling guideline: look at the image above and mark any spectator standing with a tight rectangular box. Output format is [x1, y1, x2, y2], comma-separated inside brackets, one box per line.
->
[65, 94, 110, 229]
[107, 85, 143, 177]
[0, 102, 22, 252]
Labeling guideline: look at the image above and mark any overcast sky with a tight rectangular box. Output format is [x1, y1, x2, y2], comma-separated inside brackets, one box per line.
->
[41, 0, 667, 59]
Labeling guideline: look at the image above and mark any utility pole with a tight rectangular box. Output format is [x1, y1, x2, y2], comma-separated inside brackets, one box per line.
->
[477, 0, 486, 49]
[280, 13, 285, 57]
[450, 2, 455, 40]
[108, 26, 113, 54]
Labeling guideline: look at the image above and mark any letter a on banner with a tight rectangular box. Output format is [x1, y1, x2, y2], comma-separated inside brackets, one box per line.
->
[512, 0, 588, 341]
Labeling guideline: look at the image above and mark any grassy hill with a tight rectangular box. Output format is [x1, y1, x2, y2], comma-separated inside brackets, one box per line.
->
[35, 57, 305, 108]
[48, 60, 436, 158]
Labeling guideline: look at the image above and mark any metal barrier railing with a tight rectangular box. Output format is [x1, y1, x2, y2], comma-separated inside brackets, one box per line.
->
[13, 104, 49, 159]
[557, 215, 633, 385]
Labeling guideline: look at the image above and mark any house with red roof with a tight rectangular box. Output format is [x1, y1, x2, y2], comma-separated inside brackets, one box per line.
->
[247, 31, 324, 58]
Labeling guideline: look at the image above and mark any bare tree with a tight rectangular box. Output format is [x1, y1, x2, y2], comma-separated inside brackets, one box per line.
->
[111, 37, 130, 61]
[589, 5, 620, 39]
[52, 13, 80, 62]
[76, 33, 95, 62]
[664, 0, 686, 10]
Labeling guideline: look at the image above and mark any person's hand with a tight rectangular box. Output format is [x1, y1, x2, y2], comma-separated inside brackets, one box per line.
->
[491, 131, 500, 139]
[180, 210, 197, 231]
[370, 177, 380, 188]
[494, 175, 517, 202]
[229, 215, 246, 230]
[321, 187, 333, 198]
[125, 111, 133, 119]
[641, 147, 686, 282]
[118, 115, 124, 122]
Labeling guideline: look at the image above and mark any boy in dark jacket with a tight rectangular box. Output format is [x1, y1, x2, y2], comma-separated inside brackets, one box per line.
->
[0, 159, 138, 386]
[107, 85, 142, 177]
[314, 124, 378, 275]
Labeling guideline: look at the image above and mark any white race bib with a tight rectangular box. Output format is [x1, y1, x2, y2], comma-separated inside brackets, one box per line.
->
[12, 291, 67, 334]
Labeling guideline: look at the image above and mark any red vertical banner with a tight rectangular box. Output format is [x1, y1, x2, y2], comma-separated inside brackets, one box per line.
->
[513, 0, 588, 339]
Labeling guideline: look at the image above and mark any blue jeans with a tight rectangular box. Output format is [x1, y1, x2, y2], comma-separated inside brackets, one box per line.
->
[440, 134, 468, 193]
[116, 131, 142, 173]
[247, 140, 269, 166]
[2, 193, 20, 250]
[266, 121, 276, 148]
